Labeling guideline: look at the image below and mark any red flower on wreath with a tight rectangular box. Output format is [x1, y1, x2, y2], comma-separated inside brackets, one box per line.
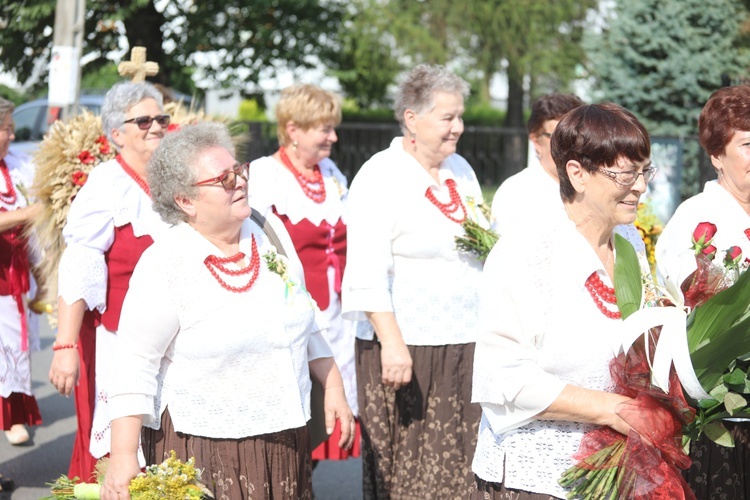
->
[95, 135, 111, 155]
[167, 123, 181, 133]
[78, 150, 95, 164]
[71, 170, 88, 186]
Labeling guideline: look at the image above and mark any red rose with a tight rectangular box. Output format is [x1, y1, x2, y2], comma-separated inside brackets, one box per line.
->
[724, 246, 743, 267]
[692, 222, 717, 255]
[71, 170, 88, 186]
[167, 123, 181, 133]
[78, 150, 95, 164]
[702, 244, 717, 260]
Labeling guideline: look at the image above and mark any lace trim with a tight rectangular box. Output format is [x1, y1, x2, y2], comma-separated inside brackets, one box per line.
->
[248, 156, 347, 226]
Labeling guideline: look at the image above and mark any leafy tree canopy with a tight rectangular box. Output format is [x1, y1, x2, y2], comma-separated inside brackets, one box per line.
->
[585, 0, 750, 136]
[0, 0, 343, 96]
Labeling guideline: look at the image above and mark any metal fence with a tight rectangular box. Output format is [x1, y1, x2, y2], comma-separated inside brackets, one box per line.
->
[236, 121, 713, 200]
[236, 121, 530, 186]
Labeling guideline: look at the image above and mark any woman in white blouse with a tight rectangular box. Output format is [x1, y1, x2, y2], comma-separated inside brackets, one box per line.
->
[100, 122, 354, 500]
[472, 103, 658, 499]
[49, 82, 171, 482]
[342, 64, 484, 498]
[655, 85, 750, 499]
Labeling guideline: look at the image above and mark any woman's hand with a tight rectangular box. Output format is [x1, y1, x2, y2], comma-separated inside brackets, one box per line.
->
[379, 338, 412, 390]
[100, 453, 140, 500]
[323, 385, 356, 449]
[48, 348, 79, 397]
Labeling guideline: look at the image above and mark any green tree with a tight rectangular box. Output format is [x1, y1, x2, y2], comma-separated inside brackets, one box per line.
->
[586, 0, 749, 135]
[0, 0, 342, 95]
[585, 0, 750, 196]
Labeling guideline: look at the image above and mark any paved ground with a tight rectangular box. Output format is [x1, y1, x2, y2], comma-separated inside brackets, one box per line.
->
[0, 317, 362, 499]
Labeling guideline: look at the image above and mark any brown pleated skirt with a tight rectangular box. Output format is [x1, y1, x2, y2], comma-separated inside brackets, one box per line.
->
[684, 421, 750, 500]
[143, 408, 312, 500]
[355, 337, 481, 500]
[471, 476, 559, 500]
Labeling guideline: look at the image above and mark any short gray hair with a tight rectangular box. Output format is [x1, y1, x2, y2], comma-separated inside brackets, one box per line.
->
[0, 97, 14, 122]
[394, 64, 470, 134]
[101, 81, 164, 146]
[147, 122, 236, 225]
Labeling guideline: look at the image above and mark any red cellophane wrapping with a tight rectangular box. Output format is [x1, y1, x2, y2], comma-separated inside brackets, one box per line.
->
[571, 334, 696, 499]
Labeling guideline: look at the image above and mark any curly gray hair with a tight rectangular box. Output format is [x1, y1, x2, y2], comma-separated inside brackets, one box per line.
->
[101, 81, 164, 147]
[0, 97, 14, 122]
[394, 64, 470, 134]
[147, 121, 236, 225]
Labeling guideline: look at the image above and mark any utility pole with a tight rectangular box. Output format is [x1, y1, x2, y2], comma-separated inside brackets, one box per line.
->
[49, 0, 85, 121]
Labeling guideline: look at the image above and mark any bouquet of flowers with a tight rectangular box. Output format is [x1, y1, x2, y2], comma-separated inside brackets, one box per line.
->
[45, 451, 213, 499]
[454, 196, 498, 261]
[560, 223, 750, 498]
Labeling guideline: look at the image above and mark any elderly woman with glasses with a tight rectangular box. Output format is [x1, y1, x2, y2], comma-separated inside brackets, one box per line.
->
[472, 103, 659, 499]
[656, 85, 750, 499]
[99, 122, 353, 500]
[491, 93, 645, 252]
[49, 81, 171, 482]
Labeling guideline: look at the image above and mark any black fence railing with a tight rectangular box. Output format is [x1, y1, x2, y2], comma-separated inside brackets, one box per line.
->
[236, 121, 713, 200]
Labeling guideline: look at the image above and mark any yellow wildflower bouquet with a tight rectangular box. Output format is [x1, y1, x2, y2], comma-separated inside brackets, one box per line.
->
[45, 451, 213, 499]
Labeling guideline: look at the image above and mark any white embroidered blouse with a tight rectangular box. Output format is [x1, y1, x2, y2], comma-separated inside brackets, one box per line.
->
[656, 180, 750, 294]
[57, 158, 168, 312]
[247, 155, 348, 225]
[107, 218, 332, 438]
[341, 137, 484, 346]
[471, 212, 648, 498]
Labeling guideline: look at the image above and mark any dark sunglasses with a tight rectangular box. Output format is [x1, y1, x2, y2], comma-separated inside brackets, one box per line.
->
[193, 162, 250, 190]
[122, 114, 171, 130]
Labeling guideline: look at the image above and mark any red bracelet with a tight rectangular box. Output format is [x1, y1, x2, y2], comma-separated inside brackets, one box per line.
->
[52, 343, 77, 351]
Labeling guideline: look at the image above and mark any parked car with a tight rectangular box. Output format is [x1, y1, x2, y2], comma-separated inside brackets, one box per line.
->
[11, 95, 104, 155]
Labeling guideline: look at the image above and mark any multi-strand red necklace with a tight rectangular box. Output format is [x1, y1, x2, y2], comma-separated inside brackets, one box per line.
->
[278, 147, 326, 203]
[116, 155, 151, 197]
[204, 236, 260, 293]
[425, 178, 466, 223]
[0, 160, 17, 205]
[585, 271, 621, 319]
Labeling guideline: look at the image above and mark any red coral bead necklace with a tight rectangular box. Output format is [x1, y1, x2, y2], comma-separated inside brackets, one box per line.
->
[204, 235, 260, 293]
[585, 271, 621, 319]
[0, 159, 17, 205]
[425, 178, 467, 223]
[278, 147, 326, 203]
[116, 155, 151, 197]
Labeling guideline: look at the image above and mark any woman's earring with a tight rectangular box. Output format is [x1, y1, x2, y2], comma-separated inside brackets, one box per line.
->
[293, 140, 298, 150]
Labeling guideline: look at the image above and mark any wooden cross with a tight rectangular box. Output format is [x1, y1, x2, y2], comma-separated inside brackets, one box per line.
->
[118, 47, 159, 82]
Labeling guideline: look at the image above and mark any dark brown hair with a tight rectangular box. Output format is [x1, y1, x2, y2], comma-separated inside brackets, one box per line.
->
[527, 93, 584, 136]
[699, 85, 750, 158]
[552, 103, 651, 202]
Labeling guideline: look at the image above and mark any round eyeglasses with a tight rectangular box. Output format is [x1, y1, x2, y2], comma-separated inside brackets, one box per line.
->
[193, 162, 250, 190]
[123, 114, 171, 130]
[596, 166, 657, 188]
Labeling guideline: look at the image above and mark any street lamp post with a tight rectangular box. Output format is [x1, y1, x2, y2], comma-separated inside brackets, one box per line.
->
[49, 0, 85, 121]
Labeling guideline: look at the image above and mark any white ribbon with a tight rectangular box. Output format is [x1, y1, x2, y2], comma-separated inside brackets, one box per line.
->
[619, 306, 712, 401]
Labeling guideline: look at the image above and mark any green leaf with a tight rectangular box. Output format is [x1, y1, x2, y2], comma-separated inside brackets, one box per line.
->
[724, 392, 748, 416]
[687, 266, 750, 352]
[613, 234, 642, 320]
[691, 316, 750, 390]
[703, 421, 735, 448]
[709, 384, 729, 401]
[723, 368, 746, 385]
